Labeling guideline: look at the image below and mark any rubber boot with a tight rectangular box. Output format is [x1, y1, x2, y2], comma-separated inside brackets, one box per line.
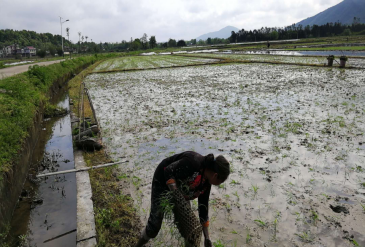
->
[135, 228, 150, 247]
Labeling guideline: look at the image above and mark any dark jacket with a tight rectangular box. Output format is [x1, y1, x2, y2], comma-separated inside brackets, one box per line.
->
[154, 151, 211, 223]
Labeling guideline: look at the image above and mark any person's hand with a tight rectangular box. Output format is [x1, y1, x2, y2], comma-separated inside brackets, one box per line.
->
[166, 179, 177, 191]
[204, 238, 212, 247]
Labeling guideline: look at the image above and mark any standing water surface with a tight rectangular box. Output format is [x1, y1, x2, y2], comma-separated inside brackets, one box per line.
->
[7, 91, 76, 247]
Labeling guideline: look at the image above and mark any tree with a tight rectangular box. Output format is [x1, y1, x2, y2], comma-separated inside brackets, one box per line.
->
[168, 38, 176, 47]
[56, 46, 63, 56]
[270, 31, 279, 40]
[141, 33, 148, 49]
[353, 17, 361, 25]
[177, 40, 186, 47]
[48, 45, 56, 56]
[197, 39, 205, 45]
[207, 37, 212, 44]
[343, 28, 351, 36]
[190, 39, 196, 45]
[37, 49, 46, 58]
[149, 36, 157, 48]
[130, 39, 141, 50]
[229, 31, 237, 43]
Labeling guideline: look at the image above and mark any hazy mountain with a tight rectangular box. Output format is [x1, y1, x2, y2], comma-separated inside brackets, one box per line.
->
[196, 26, 239, 41]
[297, 0, 365, 26]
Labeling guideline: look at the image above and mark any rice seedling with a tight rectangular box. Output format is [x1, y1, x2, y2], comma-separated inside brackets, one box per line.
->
[254, 219, 267, 228]
[230, 180, 240, 185]
[251, 184, 259, 195]
[233, 191, 240, 200]
[295, 231, 315, 243]
[213, 240, 225, 247]
[271, 218, 278, 242]
[311, 210, 319, 225]
[246, 231, 252, 244]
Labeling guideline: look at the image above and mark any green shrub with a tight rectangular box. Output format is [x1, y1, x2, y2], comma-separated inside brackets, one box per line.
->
[57, 47, 63, 56]
[37, 49, 46, 58]
[0, 55, 105, 177]
[48, 45, 56, 56]
[343, 29, 351, 36]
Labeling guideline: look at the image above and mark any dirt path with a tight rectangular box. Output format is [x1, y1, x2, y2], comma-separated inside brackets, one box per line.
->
[0, 59, 65, 79]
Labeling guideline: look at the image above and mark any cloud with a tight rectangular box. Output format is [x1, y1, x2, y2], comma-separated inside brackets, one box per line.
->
[0, 0, 342, 43]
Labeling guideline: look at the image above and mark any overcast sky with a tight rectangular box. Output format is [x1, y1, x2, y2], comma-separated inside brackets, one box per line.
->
[0, 0, 342, 43]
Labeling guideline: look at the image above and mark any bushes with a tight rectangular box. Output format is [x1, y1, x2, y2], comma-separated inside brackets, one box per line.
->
[0, 62, 4, 68]
[49, 45, 56, 56]
[343, 29, 352, 36]
[0, 56, 99, 176]
[37, 49, 46, 58]
[57, 47, 63, 56]
[0, 53, 124, 177]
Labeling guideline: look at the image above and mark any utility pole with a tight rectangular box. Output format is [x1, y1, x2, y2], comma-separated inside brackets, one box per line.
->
[59, 16, 69, 57]
[66, 27, 71, 58]
[78, 32, 81, 54]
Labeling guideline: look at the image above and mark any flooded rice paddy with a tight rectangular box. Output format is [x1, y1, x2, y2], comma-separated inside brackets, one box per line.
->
[93, 55, 219, 72]
[236, 50, 365, 57]
[181, 53, 365, 69]
[85, 59, 365, 246]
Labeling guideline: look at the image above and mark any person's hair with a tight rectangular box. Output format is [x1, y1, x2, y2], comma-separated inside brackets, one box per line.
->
[205, 154, 230, 182]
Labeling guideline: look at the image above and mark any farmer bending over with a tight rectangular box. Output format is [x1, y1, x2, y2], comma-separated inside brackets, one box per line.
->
[135, 151, 230, 247]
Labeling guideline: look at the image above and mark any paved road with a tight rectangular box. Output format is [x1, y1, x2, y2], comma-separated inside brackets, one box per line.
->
[0, 59, 65, 79]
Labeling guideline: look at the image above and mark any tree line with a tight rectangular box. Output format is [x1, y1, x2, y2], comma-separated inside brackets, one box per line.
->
[228, 18, 365, 43]
[0, 29, 102, 55]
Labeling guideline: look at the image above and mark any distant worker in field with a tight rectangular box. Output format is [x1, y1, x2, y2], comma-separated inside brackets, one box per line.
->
[135, 151, 230, 247]
[267, 41, 270, 49]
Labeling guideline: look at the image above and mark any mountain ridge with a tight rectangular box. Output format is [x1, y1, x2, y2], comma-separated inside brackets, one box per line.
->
[196, 26, 239, 41]
[297, 0, 365, 26]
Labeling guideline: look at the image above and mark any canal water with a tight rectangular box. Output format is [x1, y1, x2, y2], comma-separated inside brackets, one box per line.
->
[7, 90, 76, 247]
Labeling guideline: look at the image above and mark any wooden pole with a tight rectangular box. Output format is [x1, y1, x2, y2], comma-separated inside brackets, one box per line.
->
[84, 87, 99, 126]
[36, 160, 129, 178]
[79, 82, 84, 141]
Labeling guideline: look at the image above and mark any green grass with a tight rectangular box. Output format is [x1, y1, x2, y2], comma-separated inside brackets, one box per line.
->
[0, 53, 120, 180]
[85, 151, 141, 246]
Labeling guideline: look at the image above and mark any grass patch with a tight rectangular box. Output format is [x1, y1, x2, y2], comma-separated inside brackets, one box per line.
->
[0, 53, 123, 179]
[0, 57, 96, 178]
[43, 102, 68, 118]
[84, 150, 142, 246]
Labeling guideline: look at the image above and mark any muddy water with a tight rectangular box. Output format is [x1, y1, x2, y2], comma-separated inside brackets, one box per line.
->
[182, 53, 365, 68]
[85, 63, 365, 246]
[7, 92, 76, 247]
[233, 50, 365, 57]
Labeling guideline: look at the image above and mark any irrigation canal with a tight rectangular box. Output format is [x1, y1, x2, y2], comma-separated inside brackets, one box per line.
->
[7, 89, 77, 246]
